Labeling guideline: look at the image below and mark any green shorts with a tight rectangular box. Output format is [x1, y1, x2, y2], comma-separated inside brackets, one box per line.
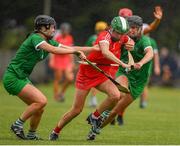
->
[116, 71, 148, 100]
[3, 71, 31, 95]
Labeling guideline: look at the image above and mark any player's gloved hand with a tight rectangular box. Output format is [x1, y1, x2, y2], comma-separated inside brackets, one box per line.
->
[154, 6, 163, 20]
[74, 51, 86, 60]
[134, 62, 143, 70]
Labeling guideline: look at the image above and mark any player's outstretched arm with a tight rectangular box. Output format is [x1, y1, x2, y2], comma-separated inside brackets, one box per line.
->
[143, 6, 163, 35]
[38, 42, 86, 59]
[73, 44, 100, 52]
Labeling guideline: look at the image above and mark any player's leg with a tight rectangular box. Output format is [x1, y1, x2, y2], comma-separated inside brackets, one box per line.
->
[27, 109, 44, 140]
[87, 76, 132, 140]
[88, 88, 98, 107]
[115, 75, 129, 125]
[103, 74, 147, 127]
[87, 75, 129, 140]
[102, 93, 133, 128]
[12, 84, 47, 139]
[87, 79, 120, 134]
[96, 79, 121, 113]
[110, 75, 128, 125]
[49, 88, 90, 140]
[59, 68, 74, 102]
[53, 69, 63, 101]
[140, 86, 148, 108]
[87, 95, 133, 140]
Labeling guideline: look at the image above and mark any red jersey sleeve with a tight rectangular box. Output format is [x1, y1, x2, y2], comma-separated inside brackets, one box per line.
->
[120, 35, 129, 44]
[94, 31, 111, 45]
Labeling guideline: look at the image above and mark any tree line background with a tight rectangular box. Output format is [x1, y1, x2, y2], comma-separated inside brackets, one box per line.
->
[0, 0, 180, 52]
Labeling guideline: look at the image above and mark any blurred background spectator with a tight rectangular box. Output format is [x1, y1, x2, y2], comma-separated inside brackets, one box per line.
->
[49, 22, 74, 102]
[159, 47, 179, 87]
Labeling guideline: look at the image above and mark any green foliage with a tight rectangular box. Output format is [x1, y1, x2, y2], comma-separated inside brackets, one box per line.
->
[0, 83, 180, 144]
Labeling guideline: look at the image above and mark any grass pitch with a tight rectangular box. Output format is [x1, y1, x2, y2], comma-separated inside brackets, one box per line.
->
[0, 82, 180, 145]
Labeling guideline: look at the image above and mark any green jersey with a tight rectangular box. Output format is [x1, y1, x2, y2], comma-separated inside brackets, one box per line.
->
[116, 35, 153, 99]
[7, 33, 59, 79]
[85, 34, 97, 46]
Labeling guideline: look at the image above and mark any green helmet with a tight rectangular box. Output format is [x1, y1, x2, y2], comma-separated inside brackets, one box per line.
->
[111, 16, 129, 34]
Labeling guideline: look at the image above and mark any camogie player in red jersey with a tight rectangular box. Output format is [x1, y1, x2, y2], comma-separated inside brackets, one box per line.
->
[49, 22, 75, 102]
[49, 16, 134, 140]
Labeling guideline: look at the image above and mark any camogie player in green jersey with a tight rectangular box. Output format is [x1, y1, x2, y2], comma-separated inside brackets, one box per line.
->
[87, 15, 154, 140]
[2, 15, 97, 140]
[112, 6, 163, 125]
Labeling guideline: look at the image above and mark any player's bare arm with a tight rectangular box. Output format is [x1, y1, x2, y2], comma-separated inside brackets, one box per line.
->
[143, 6, 163, 34]
[134, 47, 154, 69]
[99, 41, 130, 68]
[38, 42, 86, 59]
[73, 44, 100, 52]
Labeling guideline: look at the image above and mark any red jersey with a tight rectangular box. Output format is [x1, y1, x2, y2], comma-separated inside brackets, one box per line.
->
[50, 34, 74, 70]
[87, 31, 128, 64]
[75, 30, 128, 90]
[55, 34, 74, 46]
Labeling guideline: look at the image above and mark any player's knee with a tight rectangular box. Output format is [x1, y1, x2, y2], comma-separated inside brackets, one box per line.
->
[35, 108, 44, 115]
[109, 91, 120, 102]
[38, 98, 47, 109]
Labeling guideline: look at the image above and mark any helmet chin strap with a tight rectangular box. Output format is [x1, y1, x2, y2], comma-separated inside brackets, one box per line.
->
[39, 30, 53, 40]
